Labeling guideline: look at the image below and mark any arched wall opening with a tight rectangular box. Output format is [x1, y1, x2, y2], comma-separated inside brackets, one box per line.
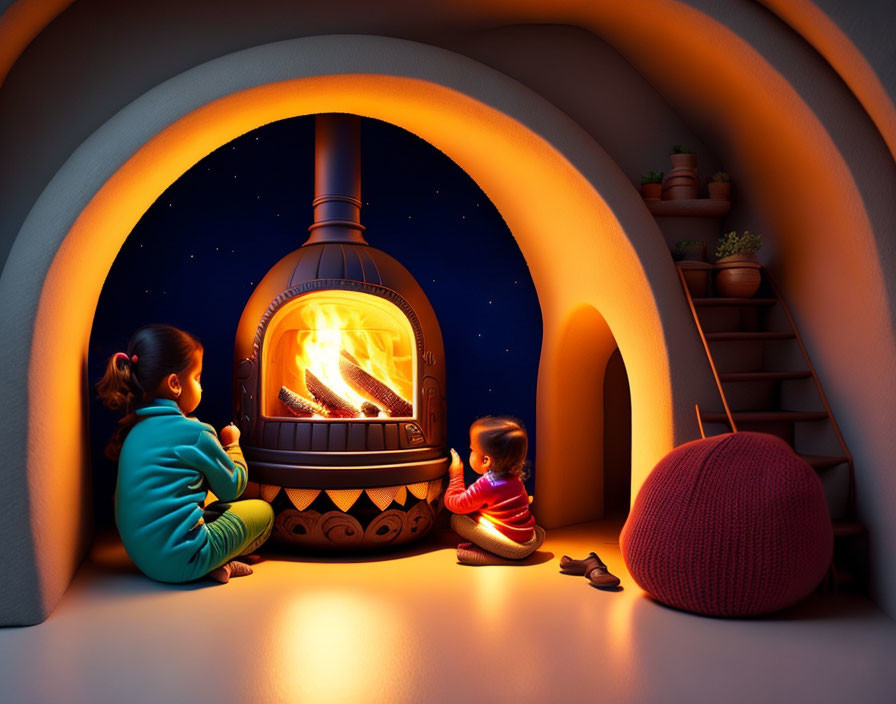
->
[86, 114, 545, 532]
[40, 73, 673, 524]
[1, 37, 694, 623]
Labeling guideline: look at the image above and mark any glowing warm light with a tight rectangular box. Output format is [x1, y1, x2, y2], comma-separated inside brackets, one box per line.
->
[271, 591, 408, 703]
[261, 290, 415, 418]
[477, 515, 506, 539]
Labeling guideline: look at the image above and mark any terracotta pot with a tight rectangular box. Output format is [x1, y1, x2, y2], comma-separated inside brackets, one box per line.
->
[670, 153, 698, 170]
[663, 184, 699, 200]
[715, 254, 761, 297]
[708, 181, 731, 200]
[641, 182, 662, 200]
[676, 261, 712, 298]
[662, 166, 699, 200]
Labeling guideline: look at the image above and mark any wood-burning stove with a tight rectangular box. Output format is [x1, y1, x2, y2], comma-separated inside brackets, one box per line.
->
[232, 115, 448, 549]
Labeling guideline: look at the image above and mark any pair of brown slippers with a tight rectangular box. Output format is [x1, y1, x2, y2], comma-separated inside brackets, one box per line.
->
[560, 551, 621, 589]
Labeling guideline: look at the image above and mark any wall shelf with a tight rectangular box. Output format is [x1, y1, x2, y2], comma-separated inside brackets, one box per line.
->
[645, 199, 731, 217]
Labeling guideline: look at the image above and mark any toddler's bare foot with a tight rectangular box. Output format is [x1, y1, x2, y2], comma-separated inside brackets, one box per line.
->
[208, 560, 254, 583]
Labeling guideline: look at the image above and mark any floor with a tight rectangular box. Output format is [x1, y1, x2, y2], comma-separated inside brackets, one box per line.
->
[2, 520, 895, 704]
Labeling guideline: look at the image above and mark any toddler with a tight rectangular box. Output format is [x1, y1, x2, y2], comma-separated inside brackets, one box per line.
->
[444, 416, 545, 565]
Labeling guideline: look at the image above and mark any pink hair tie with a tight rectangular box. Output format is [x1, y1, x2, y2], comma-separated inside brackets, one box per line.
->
[131, 355, 139, 363]
[114, 352, 137, 365]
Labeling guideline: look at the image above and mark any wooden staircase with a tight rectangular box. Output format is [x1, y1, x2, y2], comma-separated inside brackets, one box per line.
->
[677, 264, 866, 589]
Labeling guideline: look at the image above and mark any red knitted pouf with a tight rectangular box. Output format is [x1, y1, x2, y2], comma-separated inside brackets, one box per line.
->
[620, 432, 833, 617]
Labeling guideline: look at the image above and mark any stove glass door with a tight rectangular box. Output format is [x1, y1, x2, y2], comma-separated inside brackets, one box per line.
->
[261, 290, 416, 419]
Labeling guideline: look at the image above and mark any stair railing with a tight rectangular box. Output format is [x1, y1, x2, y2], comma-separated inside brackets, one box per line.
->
[676, 266, 738, 433]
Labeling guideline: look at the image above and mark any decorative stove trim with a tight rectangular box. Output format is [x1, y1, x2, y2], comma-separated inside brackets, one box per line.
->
[251, 279, 424, 356]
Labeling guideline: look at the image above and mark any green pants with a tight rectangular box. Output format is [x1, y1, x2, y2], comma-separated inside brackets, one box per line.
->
[194, 499, 274, 579]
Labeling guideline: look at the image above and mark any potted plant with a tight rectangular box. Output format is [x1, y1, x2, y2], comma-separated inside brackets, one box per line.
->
[640, 170, 663, 200]
[673, 240, 705, 262]
[670, 144, 697, 170]
[708, 171, 731, 200]
[714, 230, 762, 297]
[663, 145, 698, 200]
[674, 240, 711, 298]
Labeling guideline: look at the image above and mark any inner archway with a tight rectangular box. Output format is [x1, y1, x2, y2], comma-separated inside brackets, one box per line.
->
[4, 35, 689, 623]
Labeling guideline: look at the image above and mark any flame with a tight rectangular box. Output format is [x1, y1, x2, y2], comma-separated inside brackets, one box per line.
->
[263, 290, 415, 418]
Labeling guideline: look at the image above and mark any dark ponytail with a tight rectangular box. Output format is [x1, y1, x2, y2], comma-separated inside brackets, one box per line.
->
[95, 324, 202, 460]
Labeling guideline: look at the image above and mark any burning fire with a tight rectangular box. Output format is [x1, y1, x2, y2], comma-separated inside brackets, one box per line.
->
[262, 291, 415, 419]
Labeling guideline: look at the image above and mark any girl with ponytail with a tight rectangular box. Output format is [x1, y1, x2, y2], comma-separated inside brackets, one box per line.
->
[96, 324, 273, 584]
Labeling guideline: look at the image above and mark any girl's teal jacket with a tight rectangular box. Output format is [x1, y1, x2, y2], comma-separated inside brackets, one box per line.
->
[115, 398, 247, 582]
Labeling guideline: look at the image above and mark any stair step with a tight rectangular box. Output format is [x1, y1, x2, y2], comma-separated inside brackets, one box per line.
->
[700, 410, 829, 423]
[693, 297, 777, 307]
[799, 454, 850, 470]
[706, 331, 796, 341]
[719, 370, 813, 382]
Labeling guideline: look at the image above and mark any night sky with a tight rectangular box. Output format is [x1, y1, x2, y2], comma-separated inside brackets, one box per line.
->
[88, 115, 542, 529]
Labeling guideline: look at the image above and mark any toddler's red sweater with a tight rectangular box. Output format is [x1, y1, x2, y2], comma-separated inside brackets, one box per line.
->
[444, 471, 535, 543]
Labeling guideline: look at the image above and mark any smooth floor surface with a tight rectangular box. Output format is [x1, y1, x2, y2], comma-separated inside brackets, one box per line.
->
[2, 520, 895, 704]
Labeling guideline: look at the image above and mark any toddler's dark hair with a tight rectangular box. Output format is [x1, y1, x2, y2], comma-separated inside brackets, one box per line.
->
[95, 324, 202, 460]
[472, 416, 530, 480]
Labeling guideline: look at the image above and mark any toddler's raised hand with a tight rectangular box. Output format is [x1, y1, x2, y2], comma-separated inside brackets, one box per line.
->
[220, 423, 240, 446]
[449, 448, 463, 475]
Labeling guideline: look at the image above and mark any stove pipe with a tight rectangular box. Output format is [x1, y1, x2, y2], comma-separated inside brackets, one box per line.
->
[305, 114, 368, 247]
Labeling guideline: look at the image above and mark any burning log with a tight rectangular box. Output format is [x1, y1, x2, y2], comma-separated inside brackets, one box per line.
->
[305, 369, 360, 418]
[279, 386, 321, 417]
[339, 350, 413, 417]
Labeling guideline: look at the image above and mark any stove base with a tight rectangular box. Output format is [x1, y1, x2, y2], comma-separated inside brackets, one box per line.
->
[247, 479, 445, 550]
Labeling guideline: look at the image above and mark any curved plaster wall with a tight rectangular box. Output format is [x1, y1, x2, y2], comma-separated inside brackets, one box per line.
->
[0, 35, 714, 625]
[1, 0, 894, 622]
